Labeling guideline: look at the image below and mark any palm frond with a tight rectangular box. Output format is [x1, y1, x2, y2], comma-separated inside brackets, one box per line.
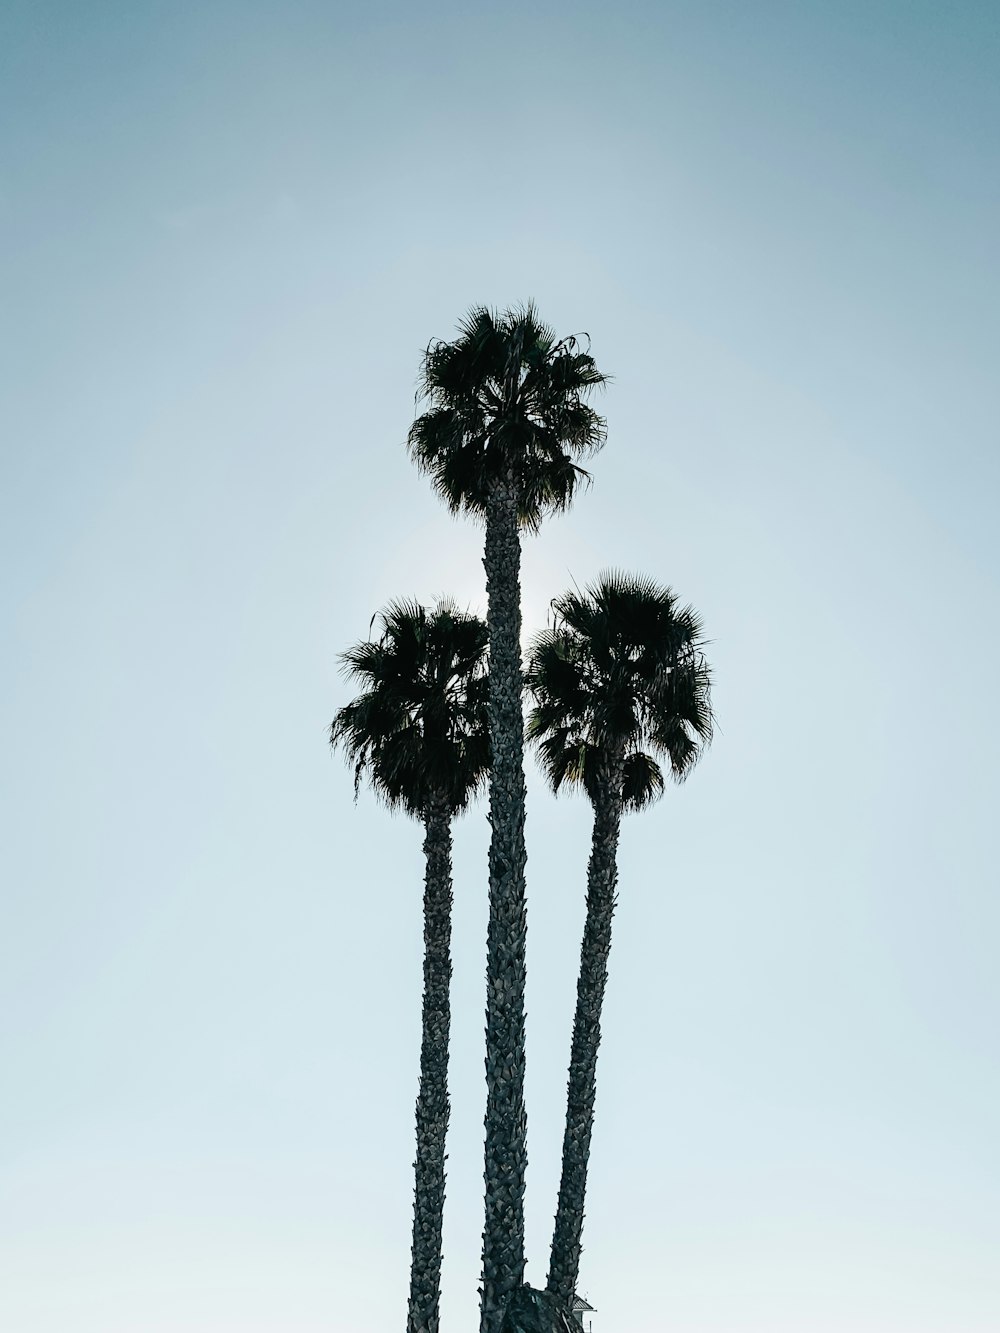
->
[408, 303, 609, 526]
[330, 598, 490, 818]
[621, 750, 666, 811]
[526, 572, 713, 810]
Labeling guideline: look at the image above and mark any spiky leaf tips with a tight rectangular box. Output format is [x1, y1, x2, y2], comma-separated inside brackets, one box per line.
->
[331, 598, 489, 1333]
[525, 571, 713, 1310]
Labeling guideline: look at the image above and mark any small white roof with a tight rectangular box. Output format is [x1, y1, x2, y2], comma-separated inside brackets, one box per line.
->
[572, 1295, 596, 1312]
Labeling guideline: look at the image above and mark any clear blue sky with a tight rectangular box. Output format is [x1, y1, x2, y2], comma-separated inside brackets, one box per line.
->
[2, 2, 998, 1330]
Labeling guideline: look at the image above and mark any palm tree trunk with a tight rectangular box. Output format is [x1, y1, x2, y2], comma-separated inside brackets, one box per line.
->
[499, 1284, 583, 1332]
[407, 797, 454, 1333]
[546, 756, 625, 1307]
[480, 476, 529, 1333]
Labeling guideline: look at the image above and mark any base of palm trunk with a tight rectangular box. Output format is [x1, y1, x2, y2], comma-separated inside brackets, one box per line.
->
[499, 1285, 579, 1333]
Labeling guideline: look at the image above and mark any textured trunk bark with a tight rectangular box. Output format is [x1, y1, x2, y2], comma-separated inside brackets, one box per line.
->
[480, 476, 529, 1333]
[407, 796, 454, 1333]
[546, 753, 625, 1307]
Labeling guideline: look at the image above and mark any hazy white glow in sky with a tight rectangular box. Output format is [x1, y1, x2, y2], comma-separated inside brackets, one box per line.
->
[1, 2, 998, 1330]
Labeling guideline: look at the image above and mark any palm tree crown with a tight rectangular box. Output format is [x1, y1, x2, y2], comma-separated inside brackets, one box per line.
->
[526, 571, 714, 805]
[331, 597, 490, 816]
[407, 303, 608, 528]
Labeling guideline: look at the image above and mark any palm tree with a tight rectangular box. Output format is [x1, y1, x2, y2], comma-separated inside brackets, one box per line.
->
[408, 305, 608, 1333]
[330, 598, 490, 1333]
[525, 572, 713, 1310]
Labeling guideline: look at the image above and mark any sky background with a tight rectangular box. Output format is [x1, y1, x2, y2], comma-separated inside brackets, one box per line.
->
[2, 2, 998, 1330]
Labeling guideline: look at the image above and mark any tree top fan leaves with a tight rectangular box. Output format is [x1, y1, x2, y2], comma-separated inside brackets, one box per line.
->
[407, 302, 609, 530]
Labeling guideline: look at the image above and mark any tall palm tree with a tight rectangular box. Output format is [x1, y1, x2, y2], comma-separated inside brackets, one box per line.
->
[524, 572, 713, 1310]
[330, 598, 490, 1333]
[408, 305, 608, 1333]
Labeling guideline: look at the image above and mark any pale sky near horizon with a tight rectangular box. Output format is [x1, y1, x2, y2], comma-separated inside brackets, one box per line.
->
[2, 2, 998, 1331]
